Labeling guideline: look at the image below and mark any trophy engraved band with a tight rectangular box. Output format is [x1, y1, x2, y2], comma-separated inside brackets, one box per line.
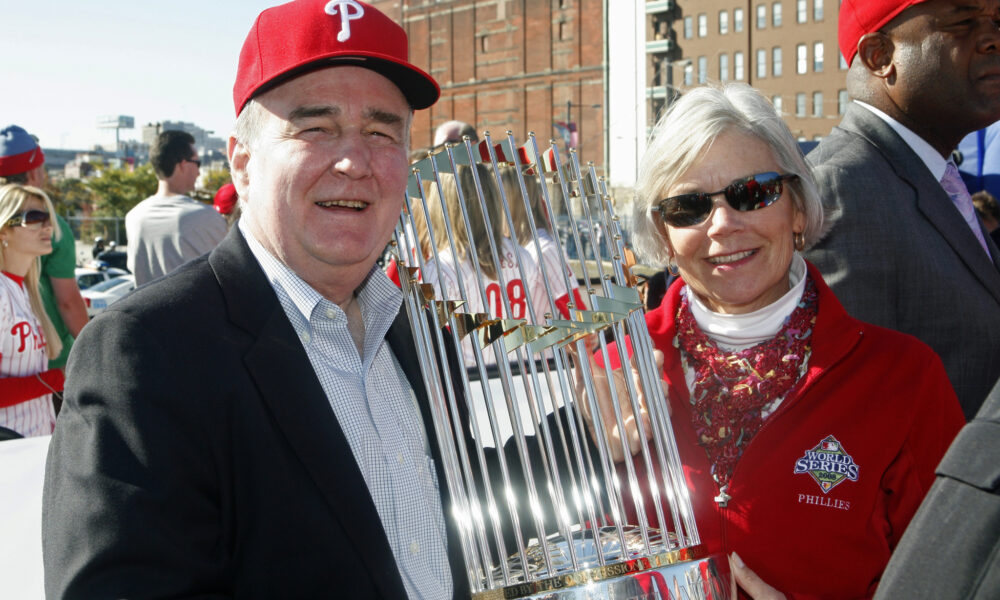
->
[394, 131, 728, 599]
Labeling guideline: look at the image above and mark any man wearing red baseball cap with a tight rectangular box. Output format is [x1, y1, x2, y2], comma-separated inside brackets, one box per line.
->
[805, 0, 1000, 420]
[44, 2, 467, 598]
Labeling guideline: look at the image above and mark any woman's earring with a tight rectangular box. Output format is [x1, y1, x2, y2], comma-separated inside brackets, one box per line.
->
[667, 256, 680, 276]
[794, 232, 805, 252]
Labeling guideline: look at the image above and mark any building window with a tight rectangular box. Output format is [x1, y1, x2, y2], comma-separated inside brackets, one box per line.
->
[719, 10, 729, 34]
[757, 4, 767, 29]
[684, 16, 693, 39]
[796, 92, 806, 117]
[684, 62, 694, 86]
[797, 43, 808, 74]
[838, 89, 849, 115]
[756, 48, 767, 78]
[698, 13, 707, 37]
[773, 95, 783, 114]
[773, 46, 783, 76]
[814, 0, 824, 21]
[735, 51, 745, 80]
[734, 8, 744, 32]
[773, 2, 783, 26]
[840, 52, 848, 70]
[720, 54, 730, 81]
[813, 91, 823, 117]
[698, 56, 707, 83]
[797, 0, 807, 23]
[814, 42, 824, 72]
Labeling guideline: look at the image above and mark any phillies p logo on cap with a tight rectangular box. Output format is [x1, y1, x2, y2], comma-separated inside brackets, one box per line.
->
[325, 0, 365, 42]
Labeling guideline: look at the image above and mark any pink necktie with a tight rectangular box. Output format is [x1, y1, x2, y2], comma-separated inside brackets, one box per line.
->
[941, 162, 991, 257]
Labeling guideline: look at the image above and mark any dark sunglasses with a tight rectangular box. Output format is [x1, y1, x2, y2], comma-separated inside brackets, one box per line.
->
[654, 171, 799, 227]
[185, 158, 202, 168]
[5, 209, 51, 228]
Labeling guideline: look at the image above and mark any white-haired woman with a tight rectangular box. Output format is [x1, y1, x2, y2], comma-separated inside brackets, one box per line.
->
[599, 84, 964, 598]
[0, 184, 64, 437]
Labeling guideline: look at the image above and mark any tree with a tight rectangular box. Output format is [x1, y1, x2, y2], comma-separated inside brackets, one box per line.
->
[200, 167, 232, 197]
[82, 163, 157, 244]
[44, 178, 94, 216]
[86, 163, 158, 220]
[190, 167, 233, 204]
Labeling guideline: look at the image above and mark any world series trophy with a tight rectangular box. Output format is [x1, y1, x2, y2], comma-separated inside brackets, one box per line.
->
[393, 131, 728, 599]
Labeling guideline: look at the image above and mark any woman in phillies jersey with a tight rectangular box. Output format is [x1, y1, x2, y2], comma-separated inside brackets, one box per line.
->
[0, 184, 63, 437]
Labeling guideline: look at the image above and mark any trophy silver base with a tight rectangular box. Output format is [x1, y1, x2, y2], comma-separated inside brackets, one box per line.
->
[473, 527, 729, 599]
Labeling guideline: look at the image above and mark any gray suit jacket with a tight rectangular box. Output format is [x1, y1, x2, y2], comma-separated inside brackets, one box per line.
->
[874, 377, 1000, 599]
[806, 103, 1000, 419]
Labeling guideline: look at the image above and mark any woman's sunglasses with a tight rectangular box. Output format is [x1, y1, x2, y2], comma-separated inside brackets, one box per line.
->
[654, 172, 798, 227]
[5, 209, 51, 229]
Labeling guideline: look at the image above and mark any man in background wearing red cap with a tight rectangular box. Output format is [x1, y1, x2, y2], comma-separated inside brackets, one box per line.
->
[0, 125, 87, 375]
[805, 0, 1000, 421]
[43, 2, 464, 598]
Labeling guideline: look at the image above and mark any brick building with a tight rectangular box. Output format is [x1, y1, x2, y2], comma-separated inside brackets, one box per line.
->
[374, 0, 848, 187]
[371, 0, 607, 171]
[650, 0, 845, 141]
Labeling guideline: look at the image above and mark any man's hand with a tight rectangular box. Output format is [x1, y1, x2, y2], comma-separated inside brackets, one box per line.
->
[730, 552, 787, 600]
[568, 338, 666, 463]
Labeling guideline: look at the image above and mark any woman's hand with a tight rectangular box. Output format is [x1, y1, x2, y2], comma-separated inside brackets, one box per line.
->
[730, 552, 787, 600]
[567, 337, 666, 463]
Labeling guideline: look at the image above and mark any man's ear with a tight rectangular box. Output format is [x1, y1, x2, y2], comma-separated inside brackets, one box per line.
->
[857, 32, 895, 79]
[228, 136, 250, 197]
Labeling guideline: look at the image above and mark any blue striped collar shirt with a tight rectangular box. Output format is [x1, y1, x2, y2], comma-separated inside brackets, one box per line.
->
[238, 220, 452, 600]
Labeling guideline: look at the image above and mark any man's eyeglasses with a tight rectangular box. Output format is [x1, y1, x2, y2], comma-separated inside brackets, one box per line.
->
[185, 158, 202, 168]
[5, 209, 51, 229]
[654, 172, 799, 227]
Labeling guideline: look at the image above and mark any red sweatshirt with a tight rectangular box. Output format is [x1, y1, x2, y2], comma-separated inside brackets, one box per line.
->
[611, 263, 964, 599]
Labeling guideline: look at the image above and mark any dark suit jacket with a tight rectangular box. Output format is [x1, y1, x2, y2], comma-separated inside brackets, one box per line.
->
[806, 103, 1000, 419]
[874, 377, 1000, 599]
[42, 228, 468, 598]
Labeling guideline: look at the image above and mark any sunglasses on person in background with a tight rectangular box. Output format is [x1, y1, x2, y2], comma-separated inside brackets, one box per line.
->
[5, 209, 51, 229]
[654, 172, 799, 227]
[185, 158, 202, 168]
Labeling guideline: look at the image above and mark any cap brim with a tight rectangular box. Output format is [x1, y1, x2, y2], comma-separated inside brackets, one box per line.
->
[246, 54, 440, 113]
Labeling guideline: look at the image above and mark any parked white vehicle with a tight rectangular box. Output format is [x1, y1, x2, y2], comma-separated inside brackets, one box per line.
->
[81, 275, 135, 318]
[75, 267, 129, 290]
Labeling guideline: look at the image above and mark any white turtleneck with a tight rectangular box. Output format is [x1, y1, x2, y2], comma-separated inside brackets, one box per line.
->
[684, 253, 808, 351]
[679, 254, 810, 418]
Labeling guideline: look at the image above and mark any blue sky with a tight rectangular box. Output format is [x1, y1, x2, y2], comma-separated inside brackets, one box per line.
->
[0, 0, 280, 149]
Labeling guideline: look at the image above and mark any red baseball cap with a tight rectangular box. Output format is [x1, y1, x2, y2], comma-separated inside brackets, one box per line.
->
[214, 183, 239, 216]
[234, 0, 440, 115]
[839, 0, 930, 66]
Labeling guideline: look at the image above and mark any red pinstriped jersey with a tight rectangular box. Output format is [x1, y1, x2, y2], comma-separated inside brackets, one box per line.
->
[0, 273, 55, 437]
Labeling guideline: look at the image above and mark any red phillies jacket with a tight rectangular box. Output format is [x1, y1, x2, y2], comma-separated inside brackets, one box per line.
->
[616, 263, 964, 599]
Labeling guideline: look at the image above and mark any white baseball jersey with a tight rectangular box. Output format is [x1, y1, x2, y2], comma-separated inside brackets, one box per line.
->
[423, 238, 544, 366]
[0, 273, 55, 437]
[521, 229, 584, 320]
